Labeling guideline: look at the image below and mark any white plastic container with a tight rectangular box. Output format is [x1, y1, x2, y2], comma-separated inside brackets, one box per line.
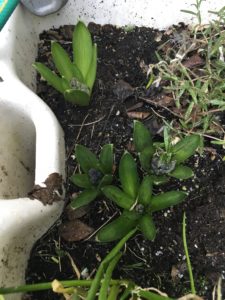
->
[0, 0, 225, 299]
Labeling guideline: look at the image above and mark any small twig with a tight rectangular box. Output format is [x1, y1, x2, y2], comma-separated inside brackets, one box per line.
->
[66, 252, 81, 279]
[84, 212, 118, 241]
[200, 108, 225, 115]
[69, 115, 106, 127]
[140, 96, 184, 119]
[75, 114, 90, 143]
[97, 105, 115, 148]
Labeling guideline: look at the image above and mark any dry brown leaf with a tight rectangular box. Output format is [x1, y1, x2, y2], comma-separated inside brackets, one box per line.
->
[126, 102, 144, 112]
[183, 53, 204, 69]
[59, 220, 94, 242]
[156, 95, 174, 107]
[113, 80, 134, 100]
[127, 111, 150, 119]
[171, 265, 179, 283]
[66, 205, 89, 221]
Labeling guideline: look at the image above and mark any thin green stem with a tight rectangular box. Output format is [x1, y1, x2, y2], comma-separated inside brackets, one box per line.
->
[120, 281, 135, 300]
[182, 212, 196, 294]
[0, 279, 129, 295]
[138, 290, 175, 300]
[0, 280, 92, 295]
[107, 284, 120, 300]
[98, 252, 122, 300]
[86, 228, 137, 300]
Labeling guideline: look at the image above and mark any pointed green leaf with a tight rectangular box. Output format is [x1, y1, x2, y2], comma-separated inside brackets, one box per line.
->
[119, 152, 140, 198]
[139, 145, 154, 171]
[61, 76, 70, 90]
[71, 63, 85, 83]
[172, 135, 200, 163]
[101, 185, 135, 209]
[99, 144, 114, 174]
[64, 89, 90, 106]
[73, 21, 93, 78]
[33, 62, 64, 94]
[98, 174, 113, 189]
[138, 176, 153, 206]
[150, 175, 169, 185]
[133, 120, 153, 152]
[86, 43, 97, 91]
[75, 145, 99, 173]
[70, 174, 92, 188]
[149, 191, 187, 212]
[138, 290, 175, 300]
[139, 214, 156, 241]
[51, 41, 74, 81]
[169, 165, 194, 180]
[96, 211, 139, 242]
[70, 188, 99, 209]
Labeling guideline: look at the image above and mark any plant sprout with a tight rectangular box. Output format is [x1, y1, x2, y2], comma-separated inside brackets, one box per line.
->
[70, 144, 114, 209]
[33, 21, 97, 106]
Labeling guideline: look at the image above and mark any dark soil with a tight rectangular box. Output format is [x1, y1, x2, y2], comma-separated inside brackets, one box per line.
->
[25, 23, 225, 299]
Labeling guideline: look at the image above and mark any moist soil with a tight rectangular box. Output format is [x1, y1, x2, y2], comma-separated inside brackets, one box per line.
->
[24, 23, 225, 299]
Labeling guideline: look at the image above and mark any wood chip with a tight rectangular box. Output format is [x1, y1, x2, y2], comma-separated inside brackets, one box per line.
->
[127, 111, 150, 119]
[59, 220, 94, 242]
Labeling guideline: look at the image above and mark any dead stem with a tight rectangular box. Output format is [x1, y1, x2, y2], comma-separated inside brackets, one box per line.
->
[139, 96, 183, 119]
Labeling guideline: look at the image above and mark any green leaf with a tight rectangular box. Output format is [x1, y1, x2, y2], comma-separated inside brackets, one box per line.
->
[119, 152, 140, 198]
[70, 174, 92, 188]
[33, 63, 64, 94]
[99, 144, 114, 174]
[139, 145, 154, 171]
[75, 145, 99, 173]
[96, 211, 139, 242]
[133, 120, 153, 152]
[61, 76, 71, 90]
[184, 101, 195, 120]
[86, 43, 97, 91]
[97, 174, 113, 189]
[101, 185, 135, 209]
[64, 89, 90, 106]
[51, 41, 74, 81]
[181, 9, 197, 16]
[71, 63, 85, 83]
[149, 191, 187, 212]
[73, 21, 93, 78]
[169, 165, 194, 180]
[138, 290, 175, 300]
[138, 176, 153, 207]
[70, 188, 99, 209]
[150, 175, 169, 185]
[172, 134, 200, 163]
[139, 214, 156, 241]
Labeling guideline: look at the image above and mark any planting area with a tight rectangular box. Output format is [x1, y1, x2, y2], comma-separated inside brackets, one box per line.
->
[24, 22, 225, 299]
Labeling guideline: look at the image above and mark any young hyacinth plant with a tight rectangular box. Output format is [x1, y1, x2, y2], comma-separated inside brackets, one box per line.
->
[133, 120, 201, 183]
[96, 151, 187, 242]
[33, 21, 97, 106]
[70, 144, 114, 210]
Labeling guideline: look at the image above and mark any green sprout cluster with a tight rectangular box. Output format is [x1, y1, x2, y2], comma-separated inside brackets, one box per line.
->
[71, 120, 200, 242]
[33, 21, 97, 106]
[70, 144, 114, 209]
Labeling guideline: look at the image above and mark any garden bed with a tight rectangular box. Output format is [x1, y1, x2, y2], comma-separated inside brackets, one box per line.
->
[24, 23, 225, 299]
